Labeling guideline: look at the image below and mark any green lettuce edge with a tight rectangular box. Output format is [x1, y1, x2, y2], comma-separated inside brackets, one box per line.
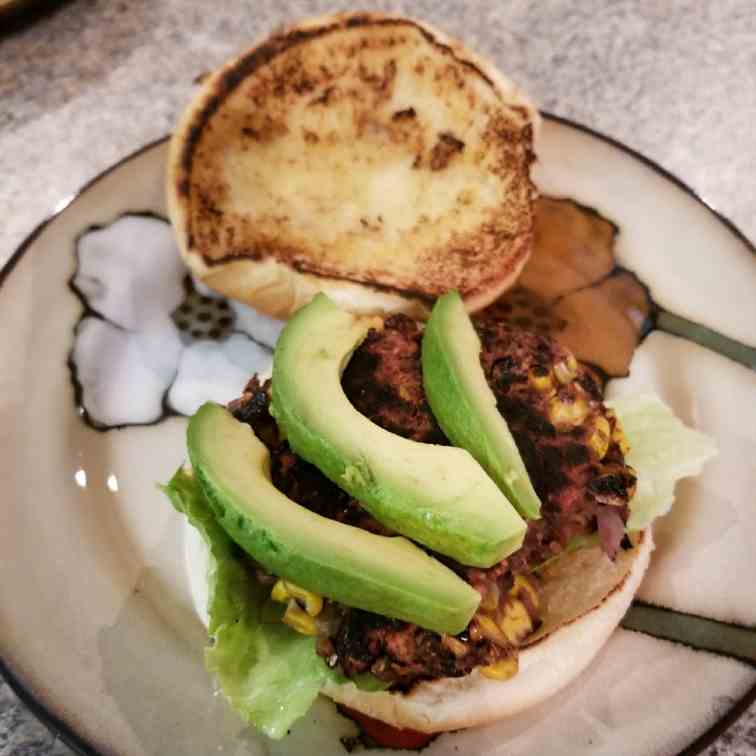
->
[610, 394, 718, 531]
[161, 468, 388, 740]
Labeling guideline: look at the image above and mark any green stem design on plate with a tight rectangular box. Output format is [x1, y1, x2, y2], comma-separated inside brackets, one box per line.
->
[657, 311, 756, 371]
[622, 602, 756, 665]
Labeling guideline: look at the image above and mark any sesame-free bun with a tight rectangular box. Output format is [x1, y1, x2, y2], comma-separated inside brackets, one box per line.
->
[167, 12, 539, 320]
[322, 530, 653, 733]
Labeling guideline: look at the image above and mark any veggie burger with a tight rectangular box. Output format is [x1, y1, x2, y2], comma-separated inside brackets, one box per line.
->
[162, 12, 717, 743]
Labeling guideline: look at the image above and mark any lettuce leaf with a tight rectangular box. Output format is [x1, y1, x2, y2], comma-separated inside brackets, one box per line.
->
[610, 394, 717, 531]
[162, 468, 341, 739]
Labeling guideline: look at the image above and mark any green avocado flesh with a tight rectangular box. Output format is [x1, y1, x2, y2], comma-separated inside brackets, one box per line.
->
[187, 402, 480, 634]
[422, 292, 542, 520]
[270, 293, 526, 568]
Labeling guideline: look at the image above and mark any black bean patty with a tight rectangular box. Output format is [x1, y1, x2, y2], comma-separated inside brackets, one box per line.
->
[228, 314, 635, 686]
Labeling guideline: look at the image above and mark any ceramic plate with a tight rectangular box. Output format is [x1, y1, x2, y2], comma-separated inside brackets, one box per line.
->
[1, 115, 755, 756]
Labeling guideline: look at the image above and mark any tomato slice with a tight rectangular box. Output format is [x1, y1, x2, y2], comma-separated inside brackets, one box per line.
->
[342, 706, 435, 750]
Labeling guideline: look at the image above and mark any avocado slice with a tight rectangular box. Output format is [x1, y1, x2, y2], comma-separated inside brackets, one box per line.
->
[188, 402, 480, 634]
[270, 294, 526, 568]
[422, 291, 542, 519]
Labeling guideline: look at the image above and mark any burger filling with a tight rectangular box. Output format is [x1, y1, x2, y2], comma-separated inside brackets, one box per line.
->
[228, 315, 636, 687]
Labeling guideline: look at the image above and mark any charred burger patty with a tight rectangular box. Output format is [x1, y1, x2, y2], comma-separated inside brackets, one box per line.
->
[228, 315, 636, 687]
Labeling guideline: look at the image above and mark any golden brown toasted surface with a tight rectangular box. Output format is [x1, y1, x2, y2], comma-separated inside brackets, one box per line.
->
[170, 12, 537, 304]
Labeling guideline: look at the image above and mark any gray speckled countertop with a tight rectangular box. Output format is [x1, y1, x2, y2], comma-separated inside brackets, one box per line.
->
[1, 1, 754, 755]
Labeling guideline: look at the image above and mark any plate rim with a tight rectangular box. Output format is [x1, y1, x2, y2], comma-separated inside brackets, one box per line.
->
[1, 114, 754, 756]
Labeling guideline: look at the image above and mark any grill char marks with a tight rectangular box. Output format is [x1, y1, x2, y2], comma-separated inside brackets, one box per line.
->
[342, 315, 446, 444]
[228, 315, 636, 685]
[473, 319, 633, 566]
[333, 610, 506, 686]
[178, 15, 500, 185]
[169, 12, 538, 316]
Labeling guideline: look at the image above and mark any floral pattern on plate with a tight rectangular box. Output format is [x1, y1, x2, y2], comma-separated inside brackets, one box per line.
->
[69, 214, 282, 428]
